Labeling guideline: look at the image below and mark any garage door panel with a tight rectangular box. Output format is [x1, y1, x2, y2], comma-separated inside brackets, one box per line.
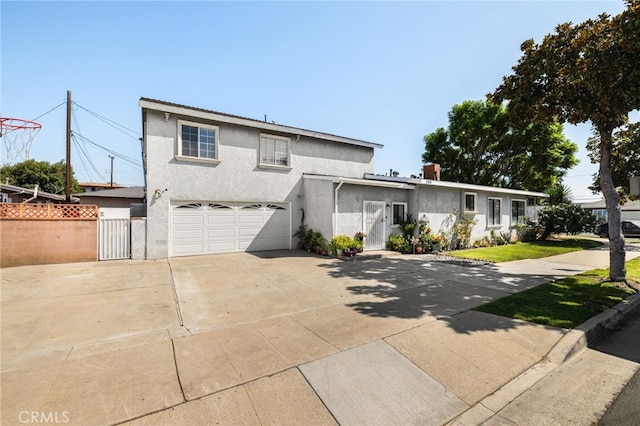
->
[174, 229, 205, 240]
[207, 241, 237, 252]
[207, 214, 236, 226]
[173, 215, 205, 226]
[207, 228, 235, 238]
[238, 228, 261, 237]
[171, 201, 290, 257]
[237, 215, 264, 225]
[173, 243, 206, 255]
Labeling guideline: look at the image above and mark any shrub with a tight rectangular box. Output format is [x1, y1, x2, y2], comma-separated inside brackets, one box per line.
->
[294, 225, 327, 252]
[514, 219, 543, 242]
[397, 214, 417, 239]
[451, 216, 477, 249]
[329, 234, 360, 254]
[538, 204, 597, 240]
[387, 233, 410, 253]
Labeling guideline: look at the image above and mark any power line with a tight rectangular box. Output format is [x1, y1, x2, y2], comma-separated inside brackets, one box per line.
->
[72, 134, 103, 182]
[72, 102, 140, 140]
[31, 100, 66, 122]
[73, 132, 142, 170]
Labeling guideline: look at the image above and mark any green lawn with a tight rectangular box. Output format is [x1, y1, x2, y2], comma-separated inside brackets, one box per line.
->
[473, 257, 640, 329]
[447, 238, 603, 263]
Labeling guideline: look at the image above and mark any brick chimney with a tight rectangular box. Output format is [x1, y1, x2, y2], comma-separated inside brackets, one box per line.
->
[423, 163, 441, 181]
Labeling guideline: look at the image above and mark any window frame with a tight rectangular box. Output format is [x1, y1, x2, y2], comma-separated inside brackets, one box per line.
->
[464, 192, 477, 213]
[391, 202, 407, 226]
[511, 199, 526, 225]
[259, 133, 291, 169]
[176, 119, 220, 163]
[488, 197, 502, 227]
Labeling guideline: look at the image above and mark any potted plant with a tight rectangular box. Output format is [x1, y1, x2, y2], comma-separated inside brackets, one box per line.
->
[430, 233, 445, 252]
[329, 234, 357, 256]
[355, 231, 366, 251]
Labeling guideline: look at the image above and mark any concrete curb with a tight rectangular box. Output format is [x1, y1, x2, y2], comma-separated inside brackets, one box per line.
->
[447, 290, 640, 426]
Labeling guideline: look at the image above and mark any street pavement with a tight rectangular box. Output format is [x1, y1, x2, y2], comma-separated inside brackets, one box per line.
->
[1, 244, 639, 425]
[596, 307, 640, 425]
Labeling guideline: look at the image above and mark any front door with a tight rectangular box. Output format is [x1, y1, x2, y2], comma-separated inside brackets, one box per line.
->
[363, 201, 385, 250]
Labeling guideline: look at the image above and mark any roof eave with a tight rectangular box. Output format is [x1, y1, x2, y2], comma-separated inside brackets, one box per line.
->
[140, 98, 383, 150]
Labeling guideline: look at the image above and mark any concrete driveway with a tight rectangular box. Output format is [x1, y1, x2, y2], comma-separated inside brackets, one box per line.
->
[2, 248, 637, 425]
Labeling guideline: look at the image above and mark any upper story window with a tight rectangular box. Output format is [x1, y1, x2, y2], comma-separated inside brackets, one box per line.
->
[488, 197, 501, 226]
[464, 193, 477, 213]
[392, 202, 406, 225]
[178, 120, 219, 161]
[260, 134, 290, 168]
[511, 200, 526, 224]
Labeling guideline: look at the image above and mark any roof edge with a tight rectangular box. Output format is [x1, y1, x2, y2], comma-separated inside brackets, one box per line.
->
[363, 174, 549, 197]
[140, 98, 383, 150]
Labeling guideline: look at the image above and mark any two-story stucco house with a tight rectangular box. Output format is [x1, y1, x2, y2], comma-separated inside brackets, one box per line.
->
[138, 98, 547, 259]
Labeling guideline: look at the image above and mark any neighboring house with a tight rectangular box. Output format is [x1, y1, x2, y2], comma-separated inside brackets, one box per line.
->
[78, 182, 127, 192]
[580, 199, 640, 223]
[0, 183, 79, 204]
[75, 186, 145, 209]
[139, 98, 547, 259]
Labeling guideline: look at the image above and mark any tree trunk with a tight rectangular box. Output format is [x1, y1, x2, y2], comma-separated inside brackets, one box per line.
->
[599, 128, 626, 281]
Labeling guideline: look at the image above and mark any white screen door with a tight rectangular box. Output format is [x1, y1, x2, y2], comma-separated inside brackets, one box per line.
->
[363, 201, 385, 250]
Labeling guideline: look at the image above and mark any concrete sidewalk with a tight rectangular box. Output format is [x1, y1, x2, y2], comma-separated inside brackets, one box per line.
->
[1, 246, 639, 425]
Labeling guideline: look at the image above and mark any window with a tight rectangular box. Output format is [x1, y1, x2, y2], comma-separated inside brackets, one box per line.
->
[511, 200, 526, 224]
[260, 134, 290, 167]
[392, 203, 406, 225]
[178, 120, 218, 161]
[464, 193, 477, 212]
[488, 198, 501, 226]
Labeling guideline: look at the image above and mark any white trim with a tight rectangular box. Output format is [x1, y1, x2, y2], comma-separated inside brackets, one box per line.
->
[463, 192, 478, 214]
[259, 133, 291, 168]
[177, 119, 219, 161]
[363, 174, 548, 198]
[302, 175, 414, 190]
[141, 98, 383, 149]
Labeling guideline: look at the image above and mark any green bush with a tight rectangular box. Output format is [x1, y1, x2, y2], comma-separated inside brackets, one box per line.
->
[397, 214, 417, 239]
[514, 219, 543, 242]
[451, 216, 477, 249]
[387, 233, 411, 253]
[329, 234, 360, 254]
[538, 204, 597, 240]
[294, 225, 327, 252]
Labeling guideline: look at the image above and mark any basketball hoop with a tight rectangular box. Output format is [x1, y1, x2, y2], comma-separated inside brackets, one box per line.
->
[1, 117, 42, 161]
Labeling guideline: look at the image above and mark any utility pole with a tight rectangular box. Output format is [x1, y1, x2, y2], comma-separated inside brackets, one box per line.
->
[66, 90, 72, 203]
[109, 155, 114, 187]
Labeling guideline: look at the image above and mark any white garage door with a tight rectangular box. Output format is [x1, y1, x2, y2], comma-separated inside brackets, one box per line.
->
[171, 202, 290, 257]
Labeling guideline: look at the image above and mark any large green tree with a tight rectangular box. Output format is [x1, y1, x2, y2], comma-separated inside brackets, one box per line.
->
[491, 1, 639, 282]
[0, 159, 81, 194]
[422, 100, 578, 192]
[587, 121, 640, 199]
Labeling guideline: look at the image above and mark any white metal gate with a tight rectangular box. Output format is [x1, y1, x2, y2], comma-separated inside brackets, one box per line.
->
[99, 218, 131, 260]
[363, 201, 385, 250]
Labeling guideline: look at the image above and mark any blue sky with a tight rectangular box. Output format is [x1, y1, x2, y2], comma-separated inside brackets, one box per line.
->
[1, 1, 633, 201]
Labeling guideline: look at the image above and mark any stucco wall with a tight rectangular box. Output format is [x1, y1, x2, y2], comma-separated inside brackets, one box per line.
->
[144, 109, 375, 259]
[335, 183, 411, 244]
[301, 178, 334, 242]
[130, 217, 147, 260]
[417, 186, 528, 244]
[1, 219, 97, 267]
